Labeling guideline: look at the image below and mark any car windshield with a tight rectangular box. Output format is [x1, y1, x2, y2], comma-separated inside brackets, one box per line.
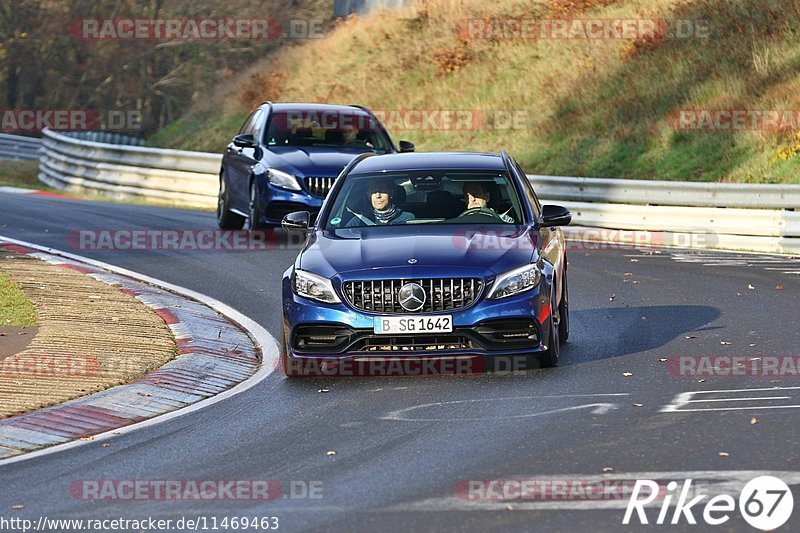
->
[323, 170, 525, 229]
[264, 110, 393, 153]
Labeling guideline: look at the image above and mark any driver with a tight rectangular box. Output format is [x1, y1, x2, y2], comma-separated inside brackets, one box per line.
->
[460, 182, 515, 222]
[346, 180, 414, 226]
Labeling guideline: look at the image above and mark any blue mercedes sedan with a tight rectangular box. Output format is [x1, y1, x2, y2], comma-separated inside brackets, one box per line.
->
[217, 102, 414, 230]
[279, 151, 571, 377]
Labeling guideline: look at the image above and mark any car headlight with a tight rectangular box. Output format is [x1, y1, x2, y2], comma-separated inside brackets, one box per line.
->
[487, 264, 541, 299]
[268, 168, 301, 191]
[293, 269, 341, 304]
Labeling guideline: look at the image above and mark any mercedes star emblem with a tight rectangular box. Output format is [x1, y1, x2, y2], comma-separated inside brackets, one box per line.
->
[398, 282, 426, 312]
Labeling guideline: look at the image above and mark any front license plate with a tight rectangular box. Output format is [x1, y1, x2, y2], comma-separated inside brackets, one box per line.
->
[374, 315, 453, 335]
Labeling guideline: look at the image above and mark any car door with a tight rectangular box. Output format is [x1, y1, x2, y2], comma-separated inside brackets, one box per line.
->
[513, 159, 564, 302]
[225, 110, 263, 209]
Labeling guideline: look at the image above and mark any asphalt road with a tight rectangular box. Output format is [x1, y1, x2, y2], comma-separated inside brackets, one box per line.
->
[1, 191, 799, 532]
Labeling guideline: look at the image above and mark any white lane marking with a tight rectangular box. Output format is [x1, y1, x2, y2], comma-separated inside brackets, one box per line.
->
[0, 235, 279, 467]
[661, 386, 800, 413]
[389, 471, 800, 512]
[686, 396, 790, 402]
[382, 394, 629, 421]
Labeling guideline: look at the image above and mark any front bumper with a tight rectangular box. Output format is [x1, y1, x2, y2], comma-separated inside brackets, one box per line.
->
[281, 277, 553, 366]
[257, 181, 324, 226]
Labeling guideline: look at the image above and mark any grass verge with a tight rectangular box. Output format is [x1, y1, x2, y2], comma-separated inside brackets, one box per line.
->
[0, 272, 37, 327]
[150, 0, 800, 184]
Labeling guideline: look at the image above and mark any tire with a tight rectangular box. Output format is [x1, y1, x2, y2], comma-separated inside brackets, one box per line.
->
[538, 293, 561, 368]
[248, 179, 268, 231]
[558, 267, 570, 343]
[217, 174, 245, 230]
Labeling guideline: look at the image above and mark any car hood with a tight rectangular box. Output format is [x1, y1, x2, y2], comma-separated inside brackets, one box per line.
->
[299, 226, 538, 279]
[267, 146, 374, 177]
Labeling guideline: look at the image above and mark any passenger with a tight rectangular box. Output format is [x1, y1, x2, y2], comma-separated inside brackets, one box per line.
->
[459, 182, 515, 223]
[346, 181, 414, 226]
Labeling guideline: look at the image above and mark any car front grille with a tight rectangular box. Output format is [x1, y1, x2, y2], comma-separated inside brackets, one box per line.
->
[342, 278, 483, 314]
[304, 177, 335, 198]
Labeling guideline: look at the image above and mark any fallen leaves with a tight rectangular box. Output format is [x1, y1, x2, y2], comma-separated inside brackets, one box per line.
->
[10, 504, 23, 510]
[750, 417, 758, 425]
[326, 450, 337, 456]
[658, 358, 667, 362]
[718, 451, 729, 457]
[720, 341, 731, 345]
[776, 284, 784, 290]
[602, 467, 614, 472]
[685, 335, 697, 339]
[317, 388, 330, 393]
[609, 294, 616, 301]
[633, 403, 643, 407]
[747, 284, 755, 290]
[622, 372, 633, 377]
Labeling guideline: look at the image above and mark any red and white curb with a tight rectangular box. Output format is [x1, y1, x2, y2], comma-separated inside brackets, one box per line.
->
[0, 236, 278, 464]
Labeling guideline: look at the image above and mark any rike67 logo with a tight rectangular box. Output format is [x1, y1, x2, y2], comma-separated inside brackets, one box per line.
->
[623, 476, 793, 530]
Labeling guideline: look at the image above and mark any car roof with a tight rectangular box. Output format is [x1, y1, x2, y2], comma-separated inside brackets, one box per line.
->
[264, 102, 373, 115]
[350, 152, 507, 173]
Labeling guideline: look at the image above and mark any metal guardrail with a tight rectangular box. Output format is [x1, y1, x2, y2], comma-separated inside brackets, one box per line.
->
[0, 132, 42, 160]
[65, 131, 145, 146]
[38, 128, 219, 206]
[35, 128, 800, 254]
[532, 175, 800, 209]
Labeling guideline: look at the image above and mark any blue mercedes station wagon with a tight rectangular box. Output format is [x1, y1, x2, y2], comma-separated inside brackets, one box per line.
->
[217, 102, 414, 230]
[280, 151, 571, 377]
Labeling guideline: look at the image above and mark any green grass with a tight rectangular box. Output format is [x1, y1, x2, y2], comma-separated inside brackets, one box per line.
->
[0, 161, 52, 190]
[0, 273, 37, 326]
[149, 0, 800, 184]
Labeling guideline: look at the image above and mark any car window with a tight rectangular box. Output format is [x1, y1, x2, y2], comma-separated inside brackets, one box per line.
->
[250, 110, 266, 137]
[264, 111, 393, 153]
[323, 171, 525, 229]
[514, 160, 541, 219]
[237, 110, 258, 135]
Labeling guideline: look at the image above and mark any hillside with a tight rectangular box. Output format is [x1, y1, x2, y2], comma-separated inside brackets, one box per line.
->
[149, 0, 800, 183]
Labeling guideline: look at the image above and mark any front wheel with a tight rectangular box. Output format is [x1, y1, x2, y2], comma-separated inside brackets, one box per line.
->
[558, 267, 569, 343]
[248, 180, 267, 230]
[537, 295, 561, 368]
[217, 174, 245, 230]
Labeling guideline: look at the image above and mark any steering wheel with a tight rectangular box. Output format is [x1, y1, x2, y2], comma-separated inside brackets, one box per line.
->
[456, 207, 503, 221]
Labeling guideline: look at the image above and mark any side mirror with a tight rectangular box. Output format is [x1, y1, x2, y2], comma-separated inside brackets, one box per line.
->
[398, 140, 415, 153]
[282, 211, 310, 233]
[233, 133, 256, 148]
[541, 205, 571, 227]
